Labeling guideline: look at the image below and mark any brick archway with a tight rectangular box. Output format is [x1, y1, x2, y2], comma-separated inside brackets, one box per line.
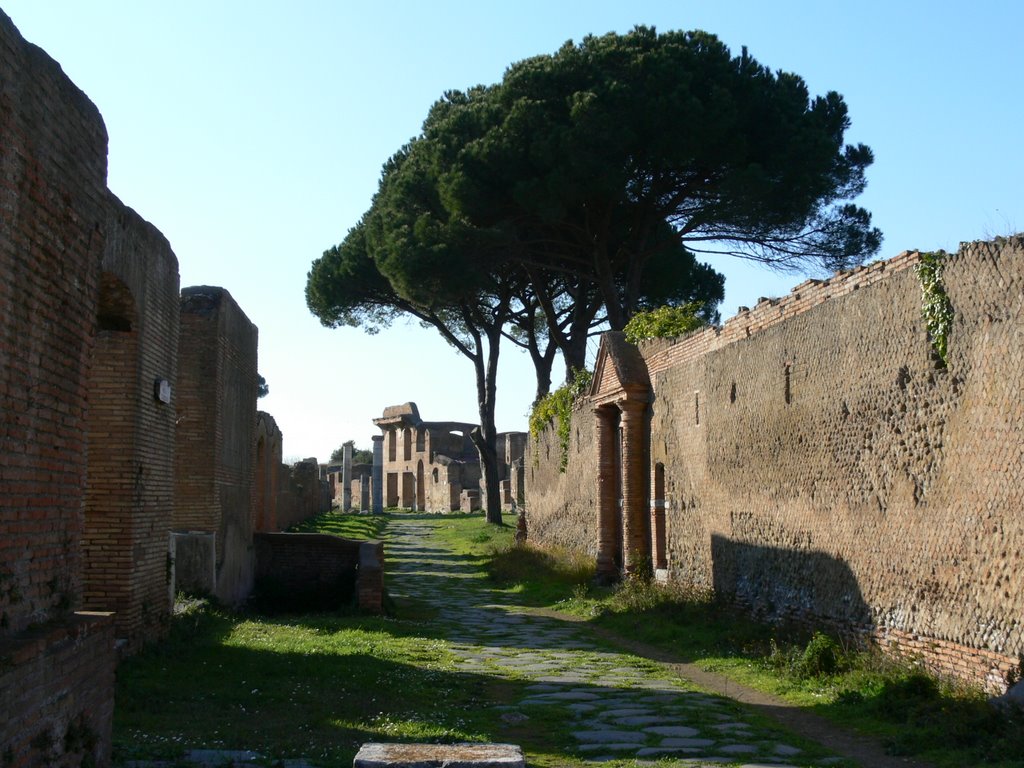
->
[590, 333, 653, 582]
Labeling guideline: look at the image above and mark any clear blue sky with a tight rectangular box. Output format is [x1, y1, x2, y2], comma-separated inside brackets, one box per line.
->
[5, 1, 1022, 461]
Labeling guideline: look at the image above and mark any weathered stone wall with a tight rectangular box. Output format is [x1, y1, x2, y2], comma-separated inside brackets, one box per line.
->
[0, 10, 115, 764]
[527, 238, 1024, 690]
[525, 406, 598, 554]
[83, 194, 180, 650]
[175, 287, 258, 605]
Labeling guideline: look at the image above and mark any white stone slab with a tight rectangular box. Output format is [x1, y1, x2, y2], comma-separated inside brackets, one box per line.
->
[353, 743, 525, 768]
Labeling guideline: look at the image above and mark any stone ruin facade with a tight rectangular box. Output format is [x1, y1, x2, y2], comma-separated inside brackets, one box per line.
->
[367, 402, 526, 513]
[0, 13, 333, 765]
[527, 237, 1024, 693]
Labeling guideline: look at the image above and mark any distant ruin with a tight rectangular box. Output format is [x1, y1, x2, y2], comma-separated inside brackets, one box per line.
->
[528, 237, 1024, 693]
[368, 402, 526, 513]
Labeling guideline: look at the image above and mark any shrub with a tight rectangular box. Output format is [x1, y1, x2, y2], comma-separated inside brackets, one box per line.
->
[623, 302, 707, 344]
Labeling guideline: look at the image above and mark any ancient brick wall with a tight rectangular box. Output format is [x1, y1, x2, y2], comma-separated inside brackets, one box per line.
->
[525, 405, 598, 554]
[253, 533, 383, 613]
[175, 287, 258, 605]
[0, 10, 115, 764]
[0, 613, 115, 767]
[527, 238, 1024, 691]
[254, 411, 282, 532]
[276, 458, 328, 530]
[83, 194, 180, 650]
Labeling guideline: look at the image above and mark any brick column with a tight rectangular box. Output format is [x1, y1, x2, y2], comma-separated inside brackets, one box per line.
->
[594, 405, 620, 581]
[620, 399, 651, 577]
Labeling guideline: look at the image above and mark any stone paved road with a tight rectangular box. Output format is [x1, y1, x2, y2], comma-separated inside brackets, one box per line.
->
[386, 517, 853, 768]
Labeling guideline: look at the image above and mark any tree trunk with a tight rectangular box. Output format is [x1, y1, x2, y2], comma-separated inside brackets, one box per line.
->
[464, 307, 505, 525]
[530, 342, 556, 403]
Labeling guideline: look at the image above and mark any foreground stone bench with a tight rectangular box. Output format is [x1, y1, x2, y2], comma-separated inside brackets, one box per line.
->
[353, 743, 525, 768]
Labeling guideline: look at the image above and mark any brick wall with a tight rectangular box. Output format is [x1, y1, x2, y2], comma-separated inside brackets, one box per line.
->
[0, 612, 115, 767]
[253, 533, 383, 613]
[527, 238, 1024, 691]
[175, 287, 258, 605]
[83, 194, 180, 650]
[276, 458, 329, 530]
[254, 411, 282, 532]
[0, 10, 116, 763]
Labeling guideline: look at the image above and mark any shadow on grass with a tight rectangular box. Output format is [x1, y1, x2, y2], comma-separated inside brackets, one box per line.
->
[115, 598, 840, 768]
[116, 606, 647, 767]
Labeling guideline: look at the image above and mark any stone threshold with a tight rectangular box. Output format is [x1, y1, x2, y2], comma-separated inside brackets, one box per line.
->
[353, 743, 525, 768]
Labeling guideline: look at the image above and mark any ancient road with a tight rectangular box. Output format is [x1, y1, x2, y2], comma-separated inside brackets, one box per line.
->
[384, 516, 928, 768]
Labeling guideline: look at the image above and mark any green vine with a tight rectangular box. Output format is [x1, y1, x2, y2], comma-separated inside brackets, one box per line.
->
[623, 302, 707, 344]
[529, 369, 593, 472]
[914, 251, 953, 367]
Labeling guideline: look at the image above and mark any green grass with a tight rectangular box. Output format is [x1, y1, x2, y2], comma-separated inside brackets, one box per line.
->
[289, 508, 389, 539]
[114, 600, 492, 765]
[117, 514, 1024, 768]
[486, 542, 1024, 768]
[113, 512, 578, 767]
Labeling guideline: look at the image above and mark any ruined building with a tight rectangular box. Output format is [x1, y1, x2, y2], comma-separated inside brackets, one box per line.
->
[527, 238, 1024, 693]
[374, 402, 481, 511]
[369, 402, 527, 513]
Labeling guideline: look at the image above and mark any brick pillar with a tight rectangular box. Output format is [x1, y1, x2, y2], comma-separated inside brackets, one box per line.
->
[620, 399, 650, 577]
[371, 435, 384, 514]
[594, 405, 620, 581]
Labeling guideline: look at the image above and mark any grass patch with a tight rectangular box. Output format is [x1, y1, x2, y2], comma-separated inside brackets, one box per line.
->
[289, 508, 389, 539]
[114, 599, 491, 766]
[487, 542, 595, 607]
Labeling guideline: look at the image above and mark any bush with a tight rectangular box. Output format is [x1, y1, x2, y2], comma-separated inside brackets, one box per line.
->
[623, 303, 707, 344]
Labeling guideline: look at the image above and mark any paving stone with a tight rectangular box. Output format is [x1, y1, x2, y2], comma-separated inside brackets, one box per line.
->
[611, 715, 677, 726]
[566, 702, 598, 714]
[712, 721, 753, 732]
[600, 707, 654, 717]
[573, 730, 647, 744]
[541, 691, 601, 701]
[659, 738, 716, 748]
[773, 743, 802, 756]
[718, 743, 759, 754]
[644, 725, 701, 738]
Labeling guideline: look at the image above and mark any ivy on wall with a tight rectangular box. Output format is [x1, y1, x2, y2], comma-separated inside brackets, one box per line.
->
[914, 251, 954, 367]
[529, 369, 593, 472]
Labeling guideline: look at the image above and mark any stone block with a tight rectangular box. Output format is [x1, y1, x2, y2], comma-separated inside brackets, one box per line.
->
[353, 743, 525, 768]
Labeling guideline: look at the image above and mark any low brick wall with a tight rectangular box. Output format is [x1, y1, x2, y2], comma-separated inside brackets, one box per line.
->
[253, 533, 383, 613]
[0, 612, 115, 767]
